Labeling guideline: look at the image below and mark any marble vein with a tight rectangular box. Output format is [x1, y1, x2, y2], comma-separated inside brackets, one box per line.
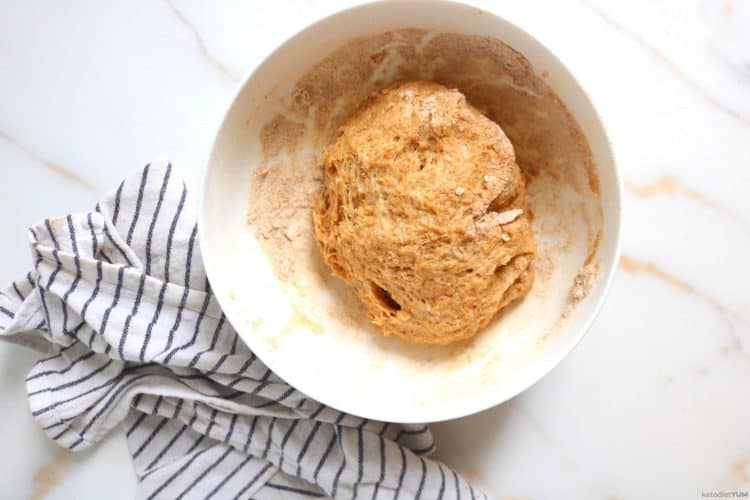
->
[28, 450, 71, 500]
[511, 405, 589, 486]
[0, 131, 95, 191]
[619, 255, 746, 326]
[730, 451, 750, 486]
[707, 1, 734, 55]
[166, 0, 241, 82]
[581, 0, 750, 127]
[626, 175, 750, 236]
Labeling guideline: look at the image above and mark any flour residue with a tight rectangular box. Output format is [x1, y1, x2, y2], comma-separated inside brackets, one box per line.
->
[247, 154, 320, 281]
[260, 115, 306, 158]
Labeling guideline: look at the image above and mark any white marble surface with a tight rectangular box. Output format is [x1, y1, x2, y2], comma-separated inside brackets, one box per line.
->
[1, 1, 748, 498]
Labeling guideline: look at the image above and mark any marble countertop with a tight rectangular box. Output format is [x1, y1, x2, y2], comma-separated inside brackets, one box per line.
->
[1, 1, 748, 498]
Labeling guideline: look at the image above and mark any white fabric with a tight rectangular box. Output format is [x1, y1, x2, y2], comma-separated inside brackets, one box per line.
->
[0, 158, 485, 500]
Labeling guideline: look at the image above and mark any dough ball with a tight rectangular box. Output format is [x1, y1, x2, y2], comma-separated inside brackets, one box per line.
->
[313, 81, 536, 344]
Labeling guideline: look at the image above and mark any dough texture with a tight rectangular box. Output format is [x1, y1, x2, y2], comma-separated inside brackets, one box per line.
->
[313, 81, 536, 344]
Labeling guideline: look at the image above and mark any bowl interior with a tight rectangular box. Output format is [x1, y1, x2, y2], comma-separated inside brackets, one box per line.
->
[201, 0, 621, 423]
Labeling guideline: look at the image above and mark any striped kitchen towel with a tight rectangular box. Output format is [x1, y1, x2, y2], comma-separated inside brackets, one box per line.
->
[0, 157, 485, 499]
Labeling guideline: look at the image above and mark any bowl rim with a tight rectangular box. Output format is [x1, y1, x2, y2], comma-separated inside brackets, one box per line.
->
[198, 0, 623, 423]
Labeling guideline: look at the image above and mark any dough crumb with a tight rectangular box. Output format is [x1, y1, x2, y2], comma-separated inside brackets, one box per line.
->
[572, 263, 598, 301]
[494, 209, 524, 225]
[563, 262, 600, 317]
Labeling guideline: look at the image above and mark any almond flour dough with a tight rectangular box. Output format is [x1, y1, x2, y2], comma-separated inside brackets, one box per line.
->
[313, 81, 536, 344]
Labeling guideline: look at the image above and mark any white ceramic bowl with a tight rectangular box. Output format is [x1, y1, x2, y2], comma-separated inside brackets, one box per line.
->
[200, 0, 621, 423]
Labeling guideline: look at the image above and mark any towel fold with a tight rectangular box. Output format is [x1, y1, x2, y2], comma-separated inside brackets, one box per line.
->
[0, 157, 485, 499]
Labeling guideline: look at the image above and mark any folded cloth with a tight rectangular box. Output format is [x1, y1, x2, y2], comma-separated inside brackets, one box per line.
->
[0, 158, 485, 500]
